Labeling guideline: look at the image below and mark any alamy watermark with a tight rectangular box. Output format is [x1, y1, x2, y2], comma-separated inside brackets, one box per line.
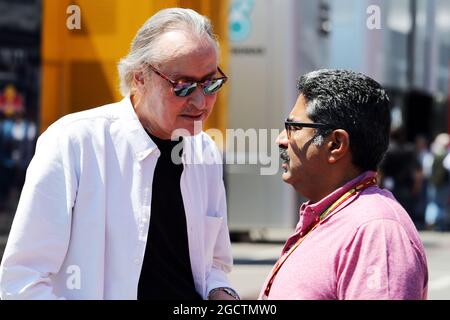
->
[366, 265, 382, 290]
[66, 265, 81, 290]
[366, 5, 381, 30]
[65, 4, 381, 32]
[66, 5, 81, 30]
[171, 121, 282, 176]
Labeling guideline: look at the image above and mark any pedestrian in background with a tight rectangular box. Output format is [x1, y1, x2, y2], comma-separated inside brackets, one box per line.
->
[426, 133, 450, 231]
[379, 128, 424, 229]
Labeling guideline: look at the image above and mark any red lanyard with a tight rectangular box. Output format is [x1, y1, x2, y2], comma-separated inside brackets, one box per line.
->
[261, 177, 377, 299]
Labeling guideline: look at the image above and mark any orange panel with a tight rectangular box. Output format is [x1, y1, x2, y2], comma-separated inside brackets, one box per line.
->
[40, 0, 229, 137]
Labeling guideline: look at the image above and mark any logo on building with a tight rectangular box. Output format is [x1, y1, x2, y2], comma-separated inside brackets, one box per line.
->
[229, 0, 255, 42]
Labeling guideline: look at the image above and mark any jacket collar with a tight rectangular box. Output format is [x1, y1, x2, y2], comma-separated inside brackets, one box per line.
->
[116, 96, 206, 164]
[116, 96, 159, 161]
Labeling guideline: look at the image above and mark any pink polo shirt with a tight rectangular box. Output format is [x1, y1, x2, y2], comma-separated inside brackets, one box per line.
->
[260, 171, 428, 300]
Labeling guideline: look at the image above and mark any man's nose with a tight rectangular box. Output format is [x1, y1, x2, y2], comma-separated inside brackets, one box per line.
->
[188, 86, 207, 110]
[276, 129, 288, 147]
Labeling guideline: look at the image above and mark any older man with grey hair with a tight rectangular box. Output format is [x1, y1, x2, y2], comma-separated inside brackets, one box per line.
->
[0, 8, 238, 300]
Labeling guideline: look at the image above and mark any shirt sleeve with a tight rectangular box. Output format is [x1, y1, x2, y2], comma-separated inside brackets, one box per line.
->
[0, 124, 78, 299]
[336, 219, 428, 300]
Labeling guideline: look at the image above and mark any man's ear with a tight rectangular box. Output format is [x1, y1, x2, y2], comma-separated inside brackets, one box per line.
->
[133, 71, 146, 90]
[326, 129, 350, 164]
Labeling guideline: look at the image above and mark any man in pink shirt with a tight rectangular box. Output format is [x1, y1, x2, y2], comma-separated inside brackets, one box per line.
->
[260, 69, 428, 300]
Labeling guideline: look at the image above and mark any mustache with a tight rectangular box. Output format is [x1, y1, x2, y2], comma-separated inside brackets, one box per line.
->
[280, 147, 290, 162]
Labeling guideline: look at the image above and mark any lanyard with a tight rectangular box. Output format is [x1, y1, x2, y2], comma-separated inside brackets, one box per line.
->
[261, 176, 377, 299]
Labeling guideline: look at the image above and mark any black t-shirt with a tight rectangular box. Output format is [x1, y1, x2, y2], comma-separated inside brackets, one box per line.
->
[137, 133, 202, 300]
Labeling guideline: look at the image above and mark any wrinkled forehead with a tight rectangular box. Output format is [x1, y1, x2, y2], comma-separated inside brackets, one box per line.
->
[154, 30, 218, 65]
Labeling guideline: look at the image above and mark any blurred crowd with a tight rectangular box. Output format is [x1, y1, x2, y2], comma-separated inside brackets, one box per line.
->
[0, 112, 37, 214]
[380, 129, 450, 231]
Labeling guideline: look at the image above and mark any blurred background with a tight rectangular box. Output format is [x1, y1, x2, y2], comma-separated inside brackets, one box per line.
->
[0, 0, 449, 299]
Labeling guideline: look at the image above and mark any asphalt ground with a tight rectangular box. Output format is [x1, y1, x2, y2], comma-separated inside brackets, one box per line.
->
[230, 230, 450, 300]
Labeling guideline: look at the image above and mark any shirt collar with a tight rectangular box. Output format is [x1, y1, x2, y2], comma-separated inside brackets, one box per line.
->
[116, 96, 214, 165]
[295, 171, 377, 233]
[116, 95, 159, 161]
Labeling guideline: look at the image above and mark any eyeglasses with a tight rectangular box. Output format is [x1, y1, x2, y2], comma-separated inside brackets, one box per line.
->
[148, 64, 228, 97]
[284, 119, 330, 138]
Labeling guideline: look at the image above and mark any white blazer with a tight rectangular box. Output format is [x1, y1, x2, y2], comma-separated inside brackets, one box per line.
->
[0, 97, 233, 299]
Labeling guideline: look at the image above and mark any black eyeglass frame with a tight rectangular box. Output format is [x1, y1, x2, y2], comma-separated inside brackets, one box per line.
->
[284, 119, 331, 138]
[147, 64, 228, 97]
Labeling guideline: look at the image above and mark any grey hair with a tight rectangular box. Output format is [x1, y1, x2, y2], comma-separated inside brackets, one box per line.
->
[298, 69, 391, 171]
[117, 8, 219, 97]
[312, 134, 325, 146]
